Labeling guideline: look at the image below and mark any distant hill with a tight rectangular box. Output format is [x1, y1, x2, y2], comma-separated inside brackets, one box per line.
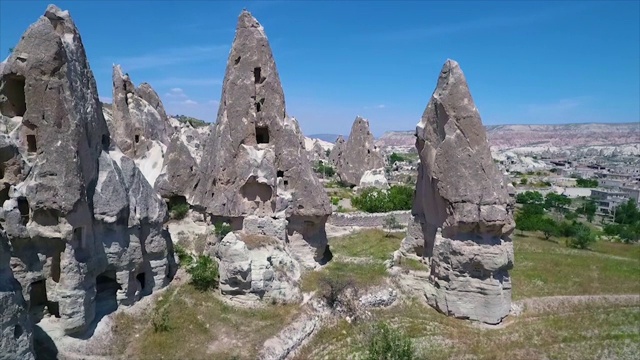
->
[375, 123, 640, 150]
[307, 134, 344, 143]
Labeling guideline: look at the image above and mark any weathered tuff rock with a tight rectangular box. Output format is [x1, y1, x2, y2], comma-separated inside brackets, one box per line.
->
[182, 11, 331, 302]
[109, 65, 173, 159]
[328, 135, 345, 167]
[358, 168, 389, 189]
[189, 11, 330, 287]
[397, 60, 515, 324]
[0, 5, 175, 338]
[0, 231, 35, 360]
[334, 117, 385, 186]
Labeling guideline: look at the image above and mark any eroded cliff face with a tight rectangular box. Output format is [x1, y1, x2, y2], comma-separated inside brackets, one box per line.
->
[0, 4, 175, 337]
[398, 60, 515, 324]
[334, 117, 385, 186]
[0, 231, 35, 360]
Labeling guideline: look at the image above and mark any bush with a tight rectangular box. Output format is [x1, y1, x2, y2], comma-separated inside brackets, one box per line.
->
[566, 223, 596, 249]
[152, 307, 170, 333]
[314, 161, 335, 177]
[576, 178, 598, 188]
[170, 203, 189, 220]
[318, 274, 354, 309]
[174, 244, 194, 268]
[365, 321, 415, 360]
[188, 255, 219, 291]
[351, 186, 413, 213]
[331, 196, 340, 206]
[214, 221, 232, 239]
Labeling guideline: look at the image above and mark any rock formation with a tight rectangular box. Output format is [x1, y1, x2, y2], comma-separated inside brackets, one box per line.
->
[110, 65, 173, 156]
[190, 10, 331, 302]
[396, 60, 515, 324]
[0, 4, 175, 337]
[358, 168, 389, 189]
[334, 117, 385, 186]
[328, 135, 345, 167]
[109, 65, 174, 186]
[0, 231, 35, 360]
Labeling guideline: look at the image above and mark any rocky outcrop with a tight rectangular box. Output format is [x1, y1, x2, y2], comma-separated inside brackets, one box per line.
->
[328, 135, 345, 167]
[358, 168, 389, 189]
[110, 65, 173, 159]
[189, 10, 331, 302]
[334, 117, 385, 186]
[0, 231, 35, 360]
[396, 60, 514, 324]
[0, 4, 175, 337]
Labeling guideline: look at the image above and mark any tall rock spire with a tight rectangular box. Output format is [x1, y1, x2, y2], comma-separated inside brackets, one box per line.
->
[189, 10, 331, 303]
[397, 59, 515, 324]
[334, 116, 385, 186]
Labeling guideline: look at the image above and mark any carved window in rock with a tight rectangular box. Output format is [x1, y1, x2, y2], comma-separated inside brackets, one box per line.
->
[0, 74, 26, 117]
[17, 197, 29, 225]
[256, 125, 269, 144]
[26, 134, 37, 153]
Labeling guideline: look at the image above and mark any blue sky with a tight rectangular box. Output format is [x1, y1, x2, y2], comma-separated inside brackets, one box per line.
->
[1, 1, 639, 136]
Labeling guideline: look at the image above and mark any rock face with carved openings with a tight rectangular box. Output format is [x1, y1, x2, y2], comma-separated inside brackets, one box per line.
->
[335, 117, 385, 186]
[187, 10, 331, 303]
[0, 4, 175, 339]
[396, 59, 515, 324]
[0, 231, 35, 360]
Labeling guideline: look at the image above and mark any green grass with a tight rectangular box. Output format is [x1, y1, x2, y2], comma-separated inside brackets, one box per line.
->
[512, 232, 640, 299]
[113, 284, 297, 359]
[329, 229, 403, 261]
[296, 299, 640, 360]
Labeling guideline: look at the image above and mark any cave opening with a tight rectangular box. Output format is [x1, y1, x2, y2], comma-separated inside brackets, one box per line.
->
[0, 74, 26, 117]
[255, 125, 269, 144]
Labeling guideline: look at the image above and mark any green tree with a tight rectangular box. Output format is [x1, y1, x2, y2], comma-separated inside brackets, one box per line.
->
[544, 193, 571, 213]
[538, 217, 559, 240]
[577, 199, 597, 223]
[516, 191, 544, 205]
[566, 223, 596, 249]
[388, 153, 405, 165]
[576, 178, 598, 187]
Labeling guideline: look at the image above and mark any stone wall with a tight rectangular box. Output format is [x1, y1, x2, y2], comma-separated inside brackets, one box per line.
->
[327, 210, 411, 228]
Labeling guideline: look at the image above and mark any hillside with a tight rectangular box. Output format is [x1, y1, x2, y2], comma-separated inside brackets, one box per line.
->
[375, 123, 640, 150]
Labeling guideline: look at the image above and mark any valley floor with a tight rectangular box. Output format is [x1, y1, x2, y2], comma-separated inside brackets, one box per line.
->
[102, 229, 638, 359]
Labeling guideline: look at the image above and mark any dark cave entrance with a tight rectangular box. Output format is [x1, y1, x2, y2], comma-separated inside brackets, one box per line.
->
[0, 74, 26, 117]
[255, 125, 269, 144]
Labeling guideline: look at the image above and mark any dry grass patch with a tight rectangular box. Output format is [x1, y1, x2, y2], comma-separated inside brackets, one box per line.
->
[114, 284, 297, 359]
[329, 228, 403, 261]
[239, 233, 279, 250]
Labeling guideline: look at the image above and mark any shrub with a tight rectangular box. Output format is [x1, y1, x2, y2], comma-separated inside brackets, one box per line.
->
[365, 321, 415, 360]
[383, 215, 402, 236]
[152, 307, 170, 333]
[351, 186, 413, 213]
[214, 221, 232, 239]
[188, 255, 219, 291]
[174, 244, 194, 268]
[318, 274, 353, 309]
[170, 203, 189, 220]
[576, 178, 598, 188]
[331, 196, 340, 206]
[566, 223, 596, 249]
[314, 161, 335, 177]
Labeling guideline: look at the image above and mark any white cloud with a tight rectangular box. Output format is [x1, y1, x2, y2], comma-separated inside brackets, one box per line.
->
[182, 99, 198, 105]
[99, 96, 112, 104]
[152, 77, 222, 87]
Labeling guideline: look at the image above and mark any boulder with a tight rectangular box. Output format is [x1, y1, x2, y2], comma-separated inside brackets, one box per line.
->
[0, 5, 175, 337]
[0, 231, 35, 360]
[190, 10, 331, 288]
[334, 117, 385, 186]
[397, 60, 514, 324]
[358, 168, 389, 189]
